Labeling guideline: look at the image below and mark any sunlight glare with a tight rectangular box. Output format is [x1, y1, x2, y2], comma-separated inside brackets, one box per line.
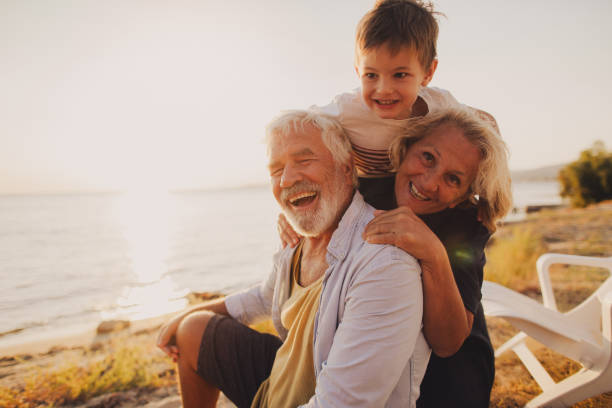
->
[110, 189, 187, 320]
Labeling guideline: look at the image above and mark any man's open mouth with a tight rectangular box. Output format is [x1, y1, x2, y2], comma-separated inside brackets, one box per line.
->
[409, 182, 430, 201]
[288, 191, 318, 207]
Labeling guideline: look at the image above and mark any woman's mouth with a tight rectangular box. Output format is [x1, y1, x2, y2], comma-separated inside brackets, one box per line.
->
[409, 182, 430, 201]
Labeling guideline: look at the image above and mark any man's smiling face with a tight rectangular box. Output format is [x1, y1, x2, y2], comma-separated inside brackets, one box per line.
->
[268, 123, 351, 237]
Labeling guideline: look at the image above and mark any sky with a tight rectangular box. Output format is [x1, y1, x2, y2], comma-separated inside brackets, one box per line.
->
[1, 0, 611, 194]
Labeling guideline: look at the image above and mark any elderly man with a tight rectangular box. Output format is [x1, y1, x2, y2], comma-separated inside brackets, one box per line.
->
[157, 110, 429, 408]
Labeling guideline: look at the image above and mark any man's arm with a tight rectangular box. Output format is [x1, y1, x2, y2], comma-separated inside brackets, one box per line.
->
[304, 251, 424, 407]
[156, 298, 228, 359]
[157, 249, 284, 358]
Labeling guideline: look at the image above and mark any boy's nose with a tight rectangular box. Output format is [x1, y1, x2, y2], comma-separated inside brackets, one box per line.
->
[376, 77, 393, 94]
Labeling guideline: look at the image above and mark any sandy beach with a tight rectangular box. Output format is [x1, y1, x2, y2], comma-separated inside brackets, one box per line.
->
[2, 202, 611, 408]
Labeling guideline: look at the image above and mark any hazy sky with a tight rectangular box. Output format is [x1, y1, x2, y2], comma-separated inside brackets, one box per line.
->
[2, 0, 611, 194]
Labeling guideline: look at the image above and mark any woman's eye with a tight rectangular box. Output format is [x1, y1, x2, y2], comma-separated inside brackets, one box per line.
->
[422, 152, 434, 163]
[448, 175, 461, 186]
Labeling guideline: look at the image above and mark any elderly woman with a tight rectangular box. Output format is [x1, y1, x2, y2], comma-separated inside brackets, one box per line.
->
[361, 108, 511, 408]
[280, 108, 512, 408]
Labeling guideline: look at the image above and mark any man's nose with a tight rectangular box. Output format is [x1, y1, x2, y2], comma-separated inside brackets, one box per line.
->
[280, 164, 300, 188]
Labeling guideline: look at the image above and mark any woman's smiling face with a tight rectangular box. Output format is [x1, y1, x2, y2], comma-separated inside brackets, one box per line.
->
[395, 124, 481, 214]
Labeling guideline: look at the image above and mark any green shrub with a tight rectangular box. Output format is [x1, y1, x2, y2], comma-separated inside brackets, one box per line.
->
[559, 141, 612, 207]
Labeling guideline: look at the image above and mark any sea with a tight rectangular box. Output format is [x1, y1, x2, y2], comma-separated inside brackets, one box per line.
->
[0, 181, 562, 351]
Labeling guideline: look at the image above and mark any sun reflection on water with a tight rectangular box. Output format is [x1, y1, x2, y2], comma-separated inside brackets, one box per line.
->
[107, 190, 187, 321]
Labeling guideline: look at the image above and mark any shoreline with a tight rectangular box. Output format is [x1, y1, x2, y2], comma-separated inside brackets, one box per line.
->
[0, 313, 172, 358]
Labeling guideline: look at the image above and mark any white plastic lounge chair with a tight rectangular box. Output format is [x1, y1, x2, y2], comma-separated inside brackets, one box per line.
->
[482, 253, 612, 407]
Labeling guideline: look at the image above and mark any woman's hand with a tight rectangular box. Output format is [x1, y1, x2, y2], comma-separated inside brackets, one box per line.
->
[278, 213, 302, 248]
[363, 206, 444, 261]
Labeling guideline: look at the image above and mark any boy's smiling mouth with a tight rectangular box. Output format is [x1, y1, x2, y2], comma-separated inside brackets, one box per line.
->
[374, 99, 399, 106]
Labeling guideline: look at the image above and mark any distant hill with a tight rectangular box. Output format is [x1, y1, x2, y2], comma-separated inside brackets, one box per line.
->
[511, 163, 566, 182]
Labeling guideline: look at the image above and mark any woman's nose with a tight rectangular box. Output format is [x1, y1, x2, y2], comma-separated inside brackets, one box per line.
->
[420, 172, 440, 194]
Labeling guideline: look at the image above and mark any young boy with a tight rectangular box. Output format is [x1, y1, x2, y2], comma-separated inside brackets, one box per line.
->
[316, 0, 460, 182]
[279, 1, 499, 407]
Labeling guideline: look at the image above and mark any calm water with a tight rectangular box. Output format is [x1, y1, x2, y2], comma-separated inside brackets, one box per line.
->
[0, 187, 279, 349]
[0, 182, 562, 349]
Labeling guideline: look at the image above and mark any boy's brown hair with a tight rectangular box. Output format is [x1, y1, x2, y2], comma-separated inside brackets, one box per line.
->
[356, 0, 440, 70]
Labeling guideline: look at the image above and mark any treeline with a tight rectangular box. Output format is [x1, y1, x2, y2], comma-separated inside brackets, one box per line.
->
[559, 141, 612, 207]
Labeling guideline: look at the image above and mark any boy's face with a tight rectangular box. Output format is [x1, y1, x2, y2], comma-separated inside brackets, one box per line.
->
[355, 45, 436, 120]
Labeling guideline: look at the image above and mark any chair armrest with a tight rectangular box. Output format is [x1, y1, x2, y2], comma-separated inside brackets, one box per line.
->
[536, 254, 612, 312]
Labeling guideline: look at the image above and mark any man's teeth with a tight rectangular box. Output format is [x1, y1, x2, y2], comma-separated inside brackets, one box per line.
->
[410, 183, 429, 201]
[289, 192, 316, 205]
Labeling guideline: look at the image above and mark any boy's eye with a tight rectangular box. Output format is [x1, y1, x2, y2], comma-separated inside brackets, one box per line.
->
[394, 72, 409, 79]
[364, 73, 377, 79]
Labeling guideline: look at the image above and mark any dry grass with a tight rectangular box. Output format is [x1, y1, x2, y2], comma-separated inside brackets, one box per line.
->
[0, 332, 175, 408]
[485, 202, 612, 407]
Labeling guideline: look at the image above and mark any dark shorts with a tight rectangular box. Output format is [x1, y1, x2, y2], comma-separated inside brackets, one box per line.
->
[196, 314, 283, 408]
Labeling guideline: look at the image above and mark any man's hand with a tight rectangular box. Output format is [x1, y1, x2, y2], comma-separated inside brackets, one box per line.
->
[156, 314, 183, 362]
[362, 206, 444, 261]
[278, 213, 301, 248]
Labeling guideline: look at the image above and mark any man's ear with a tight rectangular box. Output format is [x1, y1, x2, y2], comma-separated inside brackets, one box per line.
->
[421, 59, 438, 87]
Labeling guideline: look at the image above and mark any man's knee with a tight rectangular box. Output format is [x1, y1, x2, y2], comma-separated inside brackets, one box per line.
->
[176, 311, 216, 370]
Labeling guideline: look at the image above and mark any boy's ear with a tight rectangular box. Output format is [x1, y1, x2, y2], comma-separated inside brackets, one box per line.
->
[421, 59, 438, 86]
[354, 64, 361, 77]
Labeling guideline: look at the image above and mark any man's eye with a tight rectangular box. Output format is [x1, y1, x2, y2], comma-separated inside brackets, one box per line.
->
[270, 168, 283, 177]
[422, 152, 434, 163]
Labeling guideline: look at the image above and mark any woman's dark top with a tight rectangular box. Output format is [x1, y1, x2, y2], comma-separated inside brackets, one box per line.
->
[358, 176, 494, 408]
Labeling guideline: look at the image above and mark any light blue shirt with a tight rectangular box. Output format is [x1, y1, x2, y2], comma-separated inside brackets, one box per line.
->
[225, 191, 430, 407]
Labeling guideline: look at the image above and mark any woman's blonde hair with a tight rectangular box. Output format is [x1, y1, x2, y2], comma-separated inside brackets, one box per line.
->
[389, 108, 512, 231]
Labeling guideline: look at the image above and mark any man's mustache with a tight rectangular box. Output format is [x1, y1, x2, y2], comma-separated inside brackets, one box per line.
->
[279, 181, 321, 203]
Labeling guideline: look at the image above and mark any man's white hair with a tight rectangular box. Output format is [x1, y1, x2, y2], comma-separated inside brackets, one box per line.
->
[265, 110, 358, 187]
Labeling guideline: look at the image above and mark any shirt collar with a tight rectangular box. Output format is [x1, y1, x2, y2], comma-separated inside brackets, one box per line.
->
[326, 190, 367, 263]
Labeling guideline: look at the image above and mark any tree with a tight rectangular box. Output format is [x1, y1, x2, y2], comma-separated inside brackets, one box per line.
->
[558, 141, 612, 207]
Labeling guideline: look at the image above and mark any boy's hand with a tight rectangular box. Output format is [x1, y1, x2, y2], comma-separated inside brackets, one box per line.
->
[278, 213, 301, 248]
[362, 206, 443, 261]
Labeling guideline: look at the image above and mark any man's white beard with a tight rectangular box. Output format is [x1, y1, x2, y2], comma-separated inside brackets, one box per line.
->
[281, 165, 352, 238]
